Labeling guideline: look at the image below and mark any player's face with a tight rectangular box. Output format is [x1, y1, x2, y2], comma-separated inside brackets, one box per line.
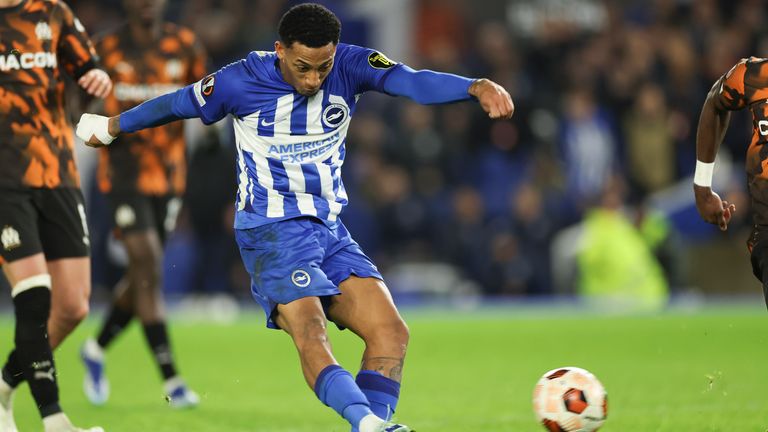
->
[276, 41, 336, 97]
[123, 0, 166, 25]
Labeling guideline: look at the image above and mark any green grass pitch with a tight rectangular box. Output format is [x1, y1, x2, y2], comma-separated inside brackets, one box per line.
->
[2, 304, 767, 431]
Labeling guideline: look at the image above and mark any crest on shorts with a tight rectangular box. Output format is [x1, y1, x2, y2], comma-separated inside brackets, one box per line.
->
[291, 270, 311, 288]
[115, 205, 136, 228]
[367, 51, 395, 70]
[1, 225, 20, 251]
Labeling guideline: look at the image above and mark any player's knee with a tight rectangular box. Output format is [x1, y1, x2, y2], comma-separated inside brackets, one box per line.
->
[291, 315, 330, 348]
[129, 255, 162, 290]
[390, 318, 410, 348]
[371, 317, 410, 351]
[52, 297, 89, 326]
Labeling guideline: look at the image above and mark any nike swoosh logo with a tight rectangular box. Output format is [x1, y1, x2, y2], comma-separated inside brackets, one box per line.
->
[260, 117, 284, 127]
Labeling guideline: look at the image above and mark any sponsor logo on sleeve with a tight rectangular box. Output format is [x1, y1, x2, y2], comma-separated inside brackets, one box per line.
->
[367, 51, 396, 69]
[202, 75, 215, 96]
[193, 74, 215, 107]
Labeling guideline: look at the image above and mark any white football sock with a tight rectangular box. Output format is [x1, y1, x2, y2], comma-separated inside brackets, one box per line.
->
[42, 412, 72, 431]
[358, 414, 386, 432]
[0, 377, 13, 407]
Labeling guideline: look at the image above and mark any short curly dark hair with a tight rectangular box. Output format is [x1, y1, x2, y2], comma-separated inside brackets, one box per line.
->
[278, 3, 341, 48]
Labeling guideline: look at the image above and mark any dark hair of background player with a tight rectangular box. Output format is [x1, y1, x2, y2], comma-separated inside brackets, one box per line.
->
[278, 3, 341, 48]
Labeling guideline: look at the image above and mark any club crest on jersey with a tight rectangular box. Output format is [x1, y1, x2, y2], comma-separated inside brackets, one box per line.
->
[35, 22, 52, 41]
[201, 75, 215, 97]
[291, 270, 311, 288]
[322, 103, 348, 128]
[368, 51, 395, 69]
[1, 225, 20, 251]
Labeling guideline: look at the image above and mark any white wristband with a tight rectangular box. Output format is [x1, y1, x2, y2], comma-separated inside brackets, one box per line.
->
[694, 160, 714, 187]
[75, 113, 115, 145]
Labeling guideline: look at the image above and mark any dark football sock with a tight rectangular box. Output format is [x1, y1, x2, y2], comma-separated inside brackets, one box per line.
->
[2, 350, 24, 388]
[13, 286, 61, 417]
[96, 304, 133, 349]
[142, 322, 178, 380]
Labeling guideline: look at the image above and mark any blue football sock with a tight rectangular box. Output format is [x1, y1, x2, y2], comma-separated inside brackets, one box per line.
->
[315, 365, 373, 428]
[356, 370, 401, 421]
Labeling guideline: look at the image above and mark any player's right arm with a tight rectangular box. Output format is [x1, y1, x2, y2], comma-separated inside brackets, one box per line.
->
[693, 60, 751, 231]
[77, 61, 243, 147]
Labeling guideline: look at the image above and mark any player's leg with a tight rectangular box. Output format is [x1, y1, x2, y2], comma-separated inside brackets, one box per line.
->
[81, 279, 131, 405]
[0, 188, 101, 432]
[236, 218, 405, 432]
[327, 276, 409, 423]
[322, 221, 409, 423]
[274, 297, 387, 431]
[125, 228, 196, 406]
[46, 257, 90, 347]
[80, 192, 142, 404]
[38, 188, 103, 431]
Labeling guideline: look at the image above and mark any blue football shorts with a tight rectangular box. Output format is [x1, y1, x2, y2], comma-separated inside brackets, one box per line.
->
[235, 217, 383, 329]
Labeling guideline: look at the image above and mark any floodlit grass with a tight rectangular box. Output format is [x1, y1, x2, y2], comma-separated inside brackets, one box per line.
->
[2, 304, 767, 431]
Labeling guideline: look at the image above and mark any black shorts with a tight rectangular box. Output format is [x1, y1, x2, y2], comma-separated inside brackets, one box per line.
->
[0, 187, 90, 265]
[106, 191, 181, 244]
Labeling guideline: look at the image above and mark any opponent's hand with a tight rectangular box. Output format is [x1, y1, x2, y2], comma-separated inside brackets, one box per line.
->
[76, 113, 117, 147]
[469, 78, 514, 119]
[694, 184, 736, 231]
[78, 68, 112, 98]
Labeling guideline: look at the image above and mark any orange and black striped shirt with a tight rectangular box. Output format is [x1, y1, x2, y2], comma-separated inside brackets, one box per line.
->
[718, 57, 768, 224]
[97, 23, 207, 196]
[0, 0, 98, 190]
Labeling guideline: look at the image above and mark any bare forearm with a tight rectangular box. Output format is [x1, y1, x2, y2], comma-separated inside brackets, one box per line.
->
[108, 115, 121, 137]
[695, 89, 731, 163]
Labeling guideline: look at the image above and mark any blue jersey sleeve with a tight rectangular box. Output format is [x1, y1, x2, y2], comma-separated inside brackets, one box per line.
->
[119, 88, 198, 133]
[382, 65, 475, 105]
[340, 44, 401, 94]
[188, 60, 249, 124]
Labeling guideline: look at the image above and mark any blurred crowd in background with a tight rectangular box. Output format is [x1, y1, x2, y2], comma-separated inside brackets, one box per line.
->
[57, 0, 767, 308]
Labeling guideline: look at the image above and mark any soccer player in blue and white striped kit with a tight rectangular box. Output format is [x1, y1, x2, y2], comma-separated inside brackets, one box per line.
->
[76, 4, 514, 431]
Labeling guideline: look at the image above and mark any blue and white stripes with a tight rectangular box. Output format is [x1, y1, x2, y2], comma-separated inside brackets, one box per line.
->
[232, 89, 351, 228]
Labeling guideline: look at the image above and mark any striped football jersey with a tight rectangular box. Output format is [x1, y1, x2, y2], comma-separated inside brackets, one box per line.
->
[189, 43, 399, 229]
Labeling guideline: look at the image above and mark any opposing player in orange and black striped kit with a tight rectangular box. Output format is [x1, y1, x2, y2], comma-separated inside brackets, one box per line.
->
[0, 0, 111, 431]
[79, 0, 206, 408]
[695, 56, 768, 306]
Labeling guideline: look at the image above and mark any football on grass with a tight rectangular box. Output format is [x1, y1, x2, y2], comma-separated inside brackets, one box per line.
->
[532, 367, 608, 431]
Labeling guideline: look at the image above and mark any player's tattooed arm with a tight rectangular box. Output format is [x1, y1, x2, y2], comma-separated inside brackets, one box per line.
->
[469, 78, 515, 119]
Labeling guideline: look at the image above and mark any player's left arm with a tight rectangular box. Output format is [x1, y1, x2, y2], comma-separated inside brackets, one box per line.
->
[693, 61, 748, 231]
[345, 45, 513, 119]
[55, 1, 111, 98]
[383, 66, 514, 119]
